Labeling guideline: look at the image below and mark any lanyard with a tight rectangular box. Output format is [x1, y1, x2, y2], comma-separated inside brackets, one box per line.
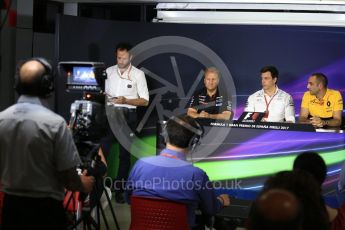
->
[160, 153, 179, 159]
[264, 92, 277, 112]
[119, 65, 132, 81]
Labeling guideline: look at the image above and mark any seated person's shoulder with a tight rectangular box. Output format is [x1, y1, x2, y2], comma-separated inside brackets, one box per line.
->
[250, 89, 263, 97]
[301, 91, 312, 101]
[139, 156, 159, 164]
[190, 165, 208, 178]
[194, 87, 206, 96]
[329, 89, 342, 97]
[188, 88, 206, 107]
[278, 89, 292, 97]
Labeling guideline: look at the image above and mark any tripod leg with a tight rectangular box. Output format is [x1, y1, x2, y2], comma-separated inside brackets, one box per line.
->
[94, 201, 110, 230]
[103, 186, 120, 230]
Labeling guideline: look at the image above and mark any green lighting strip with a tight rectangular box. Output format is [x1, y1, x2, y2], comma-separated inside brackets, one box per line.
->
[194, 149, 345, 181]
[129, 135, 345, 181]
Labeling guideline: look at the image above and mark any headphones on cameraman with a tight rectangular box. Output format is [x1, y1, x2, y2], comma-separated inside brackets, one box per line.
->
[14, 57, 54, 98]
[162, 116, 204, 151]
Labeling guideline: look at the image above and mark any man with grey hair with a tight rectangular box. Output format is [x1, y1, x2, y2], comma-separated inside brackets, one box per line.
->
[188, 67, 232, 120]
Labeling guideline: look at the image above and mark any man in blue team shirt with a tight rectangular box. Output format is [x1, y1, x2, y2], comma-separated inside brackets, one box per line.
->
[125, 115, 230, 229]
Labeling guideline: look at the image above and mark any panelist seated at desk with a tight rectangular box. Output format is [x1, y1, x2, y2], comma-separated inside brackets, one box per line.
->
[299, 73, 343, 128]
[187, 67, 232, 120]
[244, 65, 295, 123]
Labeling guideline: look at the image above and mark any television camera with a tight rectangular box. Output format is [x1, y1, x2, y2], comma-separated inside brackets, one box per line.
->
[58, 61, 108, 143]
[58, 62, 120, 230]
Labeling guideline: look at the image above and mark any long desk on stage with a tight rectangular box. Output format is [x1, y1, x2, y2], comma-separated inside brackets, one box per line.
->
[193, 120, 345, 227]
[190, 119, 345, 192]
[155, 119, 345, 226]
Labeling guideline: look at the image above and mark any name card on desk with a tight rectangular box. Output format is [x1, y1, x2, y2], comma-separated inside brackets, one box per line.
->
[197, 119, 316, 132]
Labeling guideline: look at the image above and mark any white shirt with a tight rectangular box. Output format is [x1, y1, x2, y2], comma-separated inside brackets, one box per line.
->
[245, 87, 295, 122]
[105, 64, 149, 109]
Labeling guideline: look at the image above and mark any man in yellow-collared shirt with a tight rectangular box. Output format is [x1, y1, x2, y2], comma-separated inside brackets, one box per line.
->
[299, 73, 343, 128]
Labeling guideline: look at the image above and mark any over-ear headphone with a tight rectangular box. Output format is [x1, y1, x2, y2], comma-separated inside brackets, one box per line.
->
[14, 57, 54, 98]
[162, 116, 204, 151]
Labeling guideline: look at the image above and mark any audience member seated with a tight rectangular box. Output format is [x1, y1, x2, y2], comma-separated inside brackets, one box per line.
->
[293, 152, 345, 229]
[256, 170, 330, 230]
[293, 151, 327, 187]
[247, 188, 302, 230]
[125, 115, 230, 229]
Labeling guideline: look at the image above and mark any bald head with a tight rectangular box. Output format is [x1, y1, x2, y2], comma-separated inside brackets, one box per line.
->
[257, 189, 299, 221]
[16, 59, 51, 97]
[19, 60, 45, 84]
[249, 189, 302, 230]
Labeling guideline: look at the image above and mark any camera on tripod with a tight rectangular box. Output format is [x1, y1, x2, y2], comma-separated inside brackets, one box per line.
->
[58, 60, 109, 172]
[58, 62, 120, 230]
[58, 61, 108, 142]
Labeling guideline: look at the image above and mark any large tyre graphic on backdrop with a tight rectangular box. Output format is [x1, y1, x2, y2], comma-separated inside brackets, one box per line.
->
[106, 36, 237, 162]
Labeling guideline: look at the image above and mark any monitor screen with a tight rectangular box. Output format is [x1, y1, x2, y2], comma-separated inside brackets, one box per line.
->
[68, 66, 97, 85]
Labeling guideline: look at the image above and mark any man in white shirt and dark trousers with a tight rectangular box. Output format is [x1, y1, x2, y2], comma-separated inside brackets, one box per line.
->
[244, 66, 295, 123]
[101, 43, 149, 203]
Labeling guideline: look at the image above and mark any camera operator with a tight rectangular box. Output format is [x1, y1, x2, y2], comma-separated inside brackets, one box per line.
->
[0, 58, 95, 230]
[101, 42, 149, 203]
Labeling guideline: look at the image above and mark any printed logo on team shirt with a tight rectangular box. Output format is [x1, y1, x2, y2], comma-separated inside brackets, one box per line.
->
[226, 101, 232, 111]
[189, 96, 195, 107]
[215, 96, 223, 106]
[199, 95, 208, 105]
[311, 99, 324, 105]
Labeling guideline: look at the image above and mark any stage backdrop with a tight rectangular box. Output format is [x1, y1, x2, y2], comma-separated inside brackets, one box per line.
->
[56, 15, 345, 190]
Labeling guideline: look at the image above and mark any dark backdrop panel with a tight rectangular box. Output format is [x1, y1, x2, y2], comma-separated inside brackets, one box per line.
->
[56, 15, 345, 124]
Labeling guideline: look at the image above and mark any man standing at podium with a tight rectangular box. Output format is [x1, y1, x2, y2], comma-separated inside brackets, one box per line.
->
[245, 66, 295, 123]
[299, 73, 343, 128]
[102, 42, 149, 203]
